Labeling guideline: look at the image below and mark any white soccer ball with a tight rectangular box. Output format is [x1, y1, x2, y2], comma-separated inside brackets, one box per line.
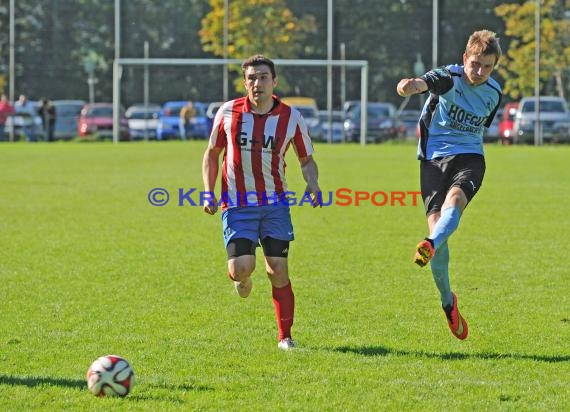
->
[86, 355, 135, 397]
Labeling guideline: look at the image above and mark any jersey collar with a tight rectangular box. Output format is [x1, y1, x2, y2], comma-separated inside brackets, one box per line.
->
[243, 95, 282, 116]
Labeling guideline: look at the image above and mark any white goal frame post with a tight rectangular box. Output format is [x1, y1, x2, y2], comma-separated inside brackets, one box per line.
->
[112, 58, 369, 144]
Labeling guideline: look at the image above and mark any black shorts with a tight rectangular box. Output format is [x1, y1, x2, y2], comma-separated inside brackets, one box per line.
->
[420, 154, 486, 216]
[226, 237, 290, 259]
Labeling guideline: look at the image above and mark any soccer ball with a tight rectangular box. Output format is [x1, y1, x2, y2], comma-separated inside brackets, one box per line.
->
[86, 355, 135, 397]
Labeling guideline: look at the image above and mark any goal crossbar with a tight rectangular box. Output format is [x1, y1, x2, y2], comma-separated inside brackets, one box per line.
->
[112, 58, 368, 144]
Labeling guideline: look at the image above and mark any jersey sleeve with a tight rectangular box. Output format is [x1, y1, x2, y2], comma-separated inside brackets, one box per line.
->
[208, 102, 228, 149]
[291, 114, 314, 158]
[420, 66, 454, 95]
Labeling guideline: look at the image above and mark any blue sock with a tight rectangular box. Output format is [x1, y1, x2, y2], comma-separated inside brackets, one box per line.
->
[430, 206, 461, 250]
[430, 242, 453, 307]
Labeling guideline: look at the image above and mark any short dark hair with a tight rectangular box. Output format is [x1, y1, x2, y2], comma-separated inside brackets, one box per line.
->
[241, 54, 276, 78]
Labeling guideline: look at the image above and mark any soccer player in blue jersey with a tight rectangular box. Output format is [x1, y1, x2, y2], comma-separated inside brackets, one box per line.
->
[396, 30, 502, 340]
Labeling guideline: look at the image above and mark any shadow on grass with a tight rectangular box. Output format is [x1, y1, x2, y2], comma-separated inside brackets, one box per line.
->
[0, 375, 85, 389]
[332, 345, 570, 363]
[0, 374, 214, 395]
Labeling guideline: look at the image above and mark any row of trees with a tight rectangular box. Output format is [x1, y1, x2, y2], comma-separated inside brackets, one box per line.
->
[0, 0, 568, 109]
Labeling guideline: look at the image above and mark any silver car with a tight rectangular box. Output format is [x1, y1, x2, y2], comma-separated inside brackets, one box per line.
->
[125, 104, 161, 140]
[514, 96, 570, 143]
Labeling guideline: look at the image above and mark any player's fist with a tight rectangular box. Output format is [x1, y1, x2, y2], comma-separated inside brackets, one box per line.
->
[397, 78, 416, 97]
[203, 198, 218, 215]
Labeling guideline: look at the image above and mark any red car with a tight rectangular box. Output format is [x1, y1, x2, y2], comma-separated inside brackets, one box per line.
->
[78, 103, 130, 140]
[499, 102, 519, 145]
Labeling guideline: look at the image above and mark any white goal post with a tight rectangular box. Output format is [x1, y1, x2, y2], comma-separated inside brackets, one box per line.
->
[112, 58, 368, 144]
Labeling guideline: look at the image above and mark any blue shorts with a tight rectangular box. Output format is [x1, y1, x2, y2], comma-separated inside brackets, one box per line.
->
[221, 204, 294, 247]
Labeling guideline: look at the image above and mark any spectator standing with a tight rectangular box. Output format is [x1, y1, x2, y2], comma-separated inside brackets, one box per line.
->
[179, 101, 196, 140]
[39, 98, 57, 142]
[0, 94, 14, 141]
[14, 94, 37, 142]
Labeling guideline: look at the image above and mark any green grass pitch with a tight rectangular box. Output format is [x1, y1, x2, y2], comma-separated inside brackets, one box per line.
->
[1, 141, 568, 411]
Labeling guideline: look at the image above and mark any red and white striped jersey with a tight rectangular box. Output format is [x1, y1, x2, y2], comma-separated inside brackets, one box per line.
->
[209, 95, 314, 210]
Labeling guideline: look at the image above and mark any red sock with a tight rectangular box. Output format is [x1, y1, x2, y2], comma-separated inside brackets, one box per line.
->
[272, 282, 295, 340]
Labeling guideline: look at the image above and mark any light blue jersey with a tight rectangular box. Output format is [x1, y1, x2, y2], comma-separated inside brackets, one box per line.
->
[417, 64, 502, 160]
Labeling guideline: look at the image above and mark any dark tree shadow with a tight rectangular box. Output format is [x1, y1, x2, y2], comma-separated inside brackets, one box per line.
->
[332, 345, 570, 363]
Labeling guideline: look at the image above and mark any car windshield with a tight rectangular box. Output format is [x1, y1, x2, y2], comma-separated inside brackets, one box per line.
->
[163, 105, 184, 117]
[319, 112, 344, 122]
[521, 101, 565, 113]
[350, 105, 391, 120]
[128, 111, 156, 120]
[163, 104, 205, 117]
[87, 107, 113, 117]
[368, 106, 391, 119]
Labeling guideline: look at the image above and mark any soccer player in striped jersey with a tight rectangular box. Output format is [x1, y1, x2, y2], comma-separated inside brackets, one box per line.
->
[202, 55, 322, 350]
[396, 30, 502, 340]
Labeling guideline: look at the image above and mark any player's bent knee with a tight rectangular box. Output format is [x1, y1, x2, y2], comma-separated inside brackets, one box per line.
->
[228, 256, 255, 281]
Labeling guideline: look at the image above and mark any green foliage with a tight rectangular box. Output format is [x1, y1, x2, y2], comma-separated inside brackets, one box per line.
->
[199, 0, 317, 94]
[0, 2, 48, 94]
[495, 0, 570, 99]
[0, 141, 569, 410]
[200, 0, 316, 59]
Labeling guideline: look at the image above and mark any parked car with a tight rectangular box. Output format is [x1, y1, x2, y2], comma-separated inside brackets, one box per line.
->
[513, 96, 570, 144]
[344, 102, 403, 143]
[318, 110, 345, 142]
[484, 108, 502, 143]
[499, 101, 519, 145]
[156, 101, 209, 140]
[125, 103, 161, 140]
[53, 99, 86, 140]
[78, 103, 130, 140]
[398, 109, 421, 139]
